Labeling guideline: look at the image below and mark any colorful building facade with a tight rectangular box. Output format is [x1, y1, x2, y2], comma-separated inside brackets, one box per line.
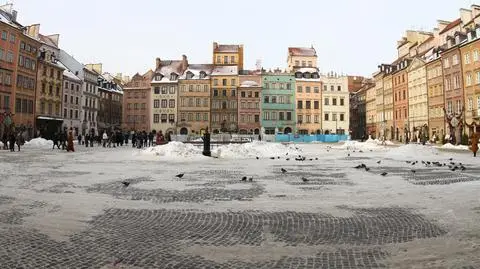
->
[294, 68, 322, 134]
[123, 70, 153, 132]
[238, 72, 262, 134]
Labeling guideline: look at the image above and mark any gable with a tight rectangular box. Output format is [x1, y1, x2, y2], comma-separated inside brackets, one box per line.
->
[408, 57, 425, 72]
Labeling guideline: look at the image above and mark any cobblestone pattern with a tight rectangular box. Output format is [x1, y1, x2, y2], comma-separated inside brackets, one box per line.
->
[0, 209, 30, 225]
[266, 166, 353, 187]
[0, 207, 446, 268]
[0, 196, 14, 205]
[87, 177, 265, 203]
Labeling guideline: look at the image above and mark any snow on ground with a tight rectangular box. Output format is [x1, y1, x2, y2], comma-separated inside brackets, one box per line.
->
[23, 137, 53, 149]
[0, 141, 479, 267]
[439, 143, 470, 151]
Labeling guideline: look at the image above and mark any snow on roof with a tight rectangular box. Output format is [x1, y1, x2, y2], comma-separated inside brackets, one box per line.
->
[240, 80, 259, 87]
[288, 47, 317, 56]
[152, 60, 185, 82]
[39, 34, 57, 48]
[179, 64, 214, 79]
[295, 67, 319, 73]
[211, 65, 238, 76]
[57, 61, 82, 82]
[215, 44, 241, 53]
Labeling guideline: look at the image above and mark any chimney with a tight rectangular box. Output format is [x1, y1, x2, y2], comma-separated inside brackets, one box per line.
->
[460, 8, 473, 25]
[46, 34, 60, 47]
[11, 10, 17, 21]
[472, 4, 480, 18]
[155, 58, 161, 70]
[213, 42, 218, 51]
[181, 54, 188, 72]
[437, 20, 451, 32]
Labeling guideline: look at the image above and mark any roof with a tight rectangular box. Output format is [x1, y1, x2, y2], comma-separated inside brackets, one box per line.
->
[57, 61, 82, 82]
[179, 64, 214, 80]
[0, 6, 23, 29]
[211, 65, 238, 76]
[152, 60, 185, 82]
[288, 47, 317, 56]
[295, 67, 319, 73]
[439, 18, 462, 35]
[214, 44, 241, 53]
[39, 34, 58, 48]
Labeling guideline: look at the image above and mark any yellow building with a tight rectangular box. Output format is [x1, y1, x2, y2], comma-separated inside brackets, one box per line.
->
[366, 82, 377, 137]
[374, 69, 385, 138]
[383, 67, 394, 140]
[407, 57, 429, 141]
[294, 68, 322, 134]
[287, 47, 317, 72]
[212, 42, 243, 70]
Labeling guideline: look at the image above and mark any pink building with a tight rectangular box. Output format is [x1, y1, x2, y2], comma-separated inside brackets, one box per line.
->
[238, 71, 262, 134]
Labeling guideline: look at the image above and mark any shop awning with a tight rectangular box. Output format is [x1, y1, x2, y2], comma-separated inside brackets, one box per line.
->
[37, 116, 63, 121]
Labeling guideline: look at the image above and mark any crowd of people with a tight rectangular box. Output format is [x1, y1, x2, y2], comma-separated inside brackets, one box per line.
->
[74, 130, 172, 150]
[1, 130, 24, 152]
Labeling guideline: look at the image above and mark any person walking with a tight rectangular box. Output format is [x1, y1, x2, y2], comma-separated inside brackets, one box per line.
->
[15, 132, 23, 152]
[102, 131, 108, 147]
[8, 132, 15, 152]
[471, 132, 478, 157]
[52, 132, 60, 149]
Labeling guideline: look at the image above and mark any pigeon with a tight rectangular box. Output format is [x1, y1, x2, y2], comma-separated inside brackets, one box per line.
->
[377, 160, 381, 164]
[461, 166, 466, 171]
[411, 169, 416, 174]
[449, 158, 453, 161]
[315, 157, 318, 160]
[365, 167, 370, 171]
[354, 164, 364, 169]
[359, 150, 364, 153]
[309, 158, 313, 161]
[175, 173, 184, 178]
[270, 157, 275, 160]
[347, 153, 350, 157]
[286, 158, 290, 161]
[406, 161, 412, 164]
[411, 162, 416, 166]
[281, 168, 287, 173]
[241, 176, 247, 181]
[256, 157, 259, 160]
[286, 153, 289, 156]
[121, 181, 130, 187]
[277, 156, 281, 159]
[248, 177, 253, 182]
[301, 177, 309, 182]
[381, 172, 388, 176]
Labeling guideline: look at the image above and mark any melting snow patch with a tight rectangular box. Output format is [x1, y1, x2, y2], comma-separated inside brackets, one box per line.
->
[335, 140, 386, 151]
[136, 142, 202, 159]
[439, 143, 469, 151]
[23, 138, 53, 149]
[384, 144, 440, 160]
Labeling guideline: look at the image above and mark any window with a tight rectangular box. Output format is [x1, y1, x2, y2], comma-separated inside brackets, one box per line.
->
[222, 79, 227, 86]
[241, 91, 246, 98]
[271, 112, 277, 120]
[169, 99, 175, 108]
[295, 60, 299, 66]
[64, 108, 67, 118]
[279, 112, 285, 120]
[213, 79, 218, 86]
[264, 96, 270, 103]
[297, 114, 303, 123]
[9, 34, 15, 43]
[465, 53, 471, 64]
[213, 89, 218, 96]
[64, 95, 68, 103]
[324, 113, 329, 121]
[468, 97, 473, 111]
[297, 86, 302, 93]
[154, 99, 160, 108]
[314, 87, 319, 93]
[286, 112, 291, 120]
[154, 87, 160, 94]
[1, 31, 6, 40]
[161, 87, 167, 94]
[456, 100, 461, 113]
[302, 61, 306, 67]
[169, 86, 175, 94]
[453, 54, 459, 65]
[224, 56, 228, 64]
[443, 58, 450, 68]
[323, 85, 327, 91]
[216, 55, 221, 64]
[222, 89, 227, 96]
[330, 85, 334, 91]
[161, 99, 167, 108]
[306, 115, 311, 123]
[474, 50, 479, 62]
[307, 61, 312, 67]
[306, 101, 311, 109]
[271, 96, 277, 103]
[467, 73, 472, 86]
[263, 111, 270, 120]
[231, 79, 236, 86]
[332, 98, 337, 105]
[297, 100, 303, 109]
[324, 98, 329, 105]
[161, 114, 167, 123]
[154, 114, 160, 123]
[340, 113, 345, 121]
[477, 72, 480, 84]
[454, 75, 460, 89]
[6, 51, 13, 63]
[231, 89, 236, 97]
[314, 101, 319, 109]
[314, 115, 319, 123]
[196, 98, 201, 107]
[305, 86, 311, 93]
[254, 114, 259, 122]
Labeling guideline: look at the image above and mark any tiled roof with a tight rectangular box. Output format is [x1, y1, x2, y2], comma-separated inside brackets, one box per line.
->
[215, 45, 241, 53]
[288, 47, 317, 56]
[439, 18, 462, 35]
[211, 65, 238, 76]
[39, 34, 58, 48]
[180, 64, 214, 79]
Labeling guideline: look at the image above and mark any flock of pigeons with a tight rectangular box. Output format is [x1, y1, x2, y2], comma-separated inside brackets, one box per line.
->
[353, 157, 467, 177]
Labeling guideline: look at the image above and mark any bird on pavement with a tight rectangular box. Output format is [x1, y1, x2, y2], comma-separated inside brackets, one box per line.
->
[121, 181, 130, 187]
[241, 176, 247, 181]
[248, 177, 253, 182]
[381, 172, 388, 176]
[377, 160, 381, 164]
[411, 169, 416, 174]
[365, 167, 370, 171]
[281, 168, 287, 173]
[270, 157, 275, 160]
[256, 156, 259, 160]
[175, 173, 184, 178]
[301, 177, 309, 182]
[286, 158, 290, 161]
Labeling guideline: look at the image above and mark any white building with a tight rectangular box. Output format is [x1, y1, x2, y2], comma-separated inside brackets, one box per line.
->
[58, 61, 83, 134]
[59, 50, 99, 135]
[320, 72, 349, 134]
[407, 57, 428, 139]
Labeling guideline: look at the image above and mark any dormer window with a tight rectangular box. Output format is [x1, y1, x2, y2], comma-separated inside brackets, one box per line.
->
[170, 73, 177, 81]
[455, 35, 460, 45]
[199, 71, 206, 79]
[476, 28, 480, 39]
[155, 74, 162, 81]
[304, 72, 311, 79]
[295, 72, 303, 79]
[312, 73, 319, 79]
[186, 71, 194, 79]
[468, 31, 473, 41]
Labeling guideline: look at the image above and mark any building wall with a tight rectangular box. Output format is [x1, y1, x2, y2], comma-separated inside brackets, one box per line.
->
[366, 85, 376, 136]
[178, 79, 211, 135]
[295, 79, 322, 134]
[82, 69, 99, 135]
[123, 73, 152, 132]
[14, 33, 39, 137]
[442, 47, 464, 139]
[62, 77, 82, 133]
[321, 75, 349, 134]
[261, 72, 296, 134]
[35, 60, 64, 118]
[374, 72, 385, 138]
[287, 56, 317, 72]
[238, 74, 261, 134]
[151, 82, 178, 134]
[426, 57, 445, 140]
[210, 75, 238, 133]
[393, 68, 409, 141]
[460, 37, 480, 135]
[407, 58, 428, 137]
[383, 74, 394, 139]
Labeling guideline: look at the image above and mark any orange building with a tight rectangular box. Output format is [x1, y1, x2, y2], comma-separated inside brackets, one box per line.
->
[392, 58, 411, 141]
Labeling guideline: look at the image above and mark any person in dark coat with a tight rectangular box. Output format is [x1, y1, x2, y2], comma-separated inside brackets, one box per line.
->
[16, 132, 23, 152]
[132, 132, 137, 148]
[67, 130, 75, 152]
[52, 132, 60, 149]
[9, 132, 15, 152]
[148, 132, 154, 147]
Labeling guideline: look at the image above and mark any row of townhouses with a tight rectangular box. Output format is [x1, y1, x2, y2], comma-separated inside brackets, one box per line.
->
[354, 4, 480, 144]
[123, 44, 350, 136]
[0, 4, 124, 140]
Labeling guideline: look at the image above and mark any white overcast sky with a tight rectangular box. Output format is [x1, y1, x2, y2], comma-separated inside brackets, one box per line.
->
[9, 0, 474, 77]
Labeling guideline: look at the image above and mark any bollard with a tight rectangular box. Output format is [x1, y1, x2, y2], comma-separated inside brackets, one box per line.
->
[202, 128, 211, 157]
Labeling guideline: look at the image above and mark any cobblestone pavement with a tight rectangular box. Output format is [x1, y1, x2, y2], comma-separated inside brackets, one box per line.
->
[0, 146, 479, 268]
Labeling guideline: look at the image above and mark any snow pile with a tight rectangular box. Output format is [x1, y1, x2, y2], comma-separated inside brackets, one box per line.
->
[0, 141, 3, 148]
[138, 142, 202, 158]
[23, 138, 53, 149]
[212, 141, 301, 159]
[439, 143, 469, 151]
[335, 140, 386, 151]
[384, 144, 439, 160]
